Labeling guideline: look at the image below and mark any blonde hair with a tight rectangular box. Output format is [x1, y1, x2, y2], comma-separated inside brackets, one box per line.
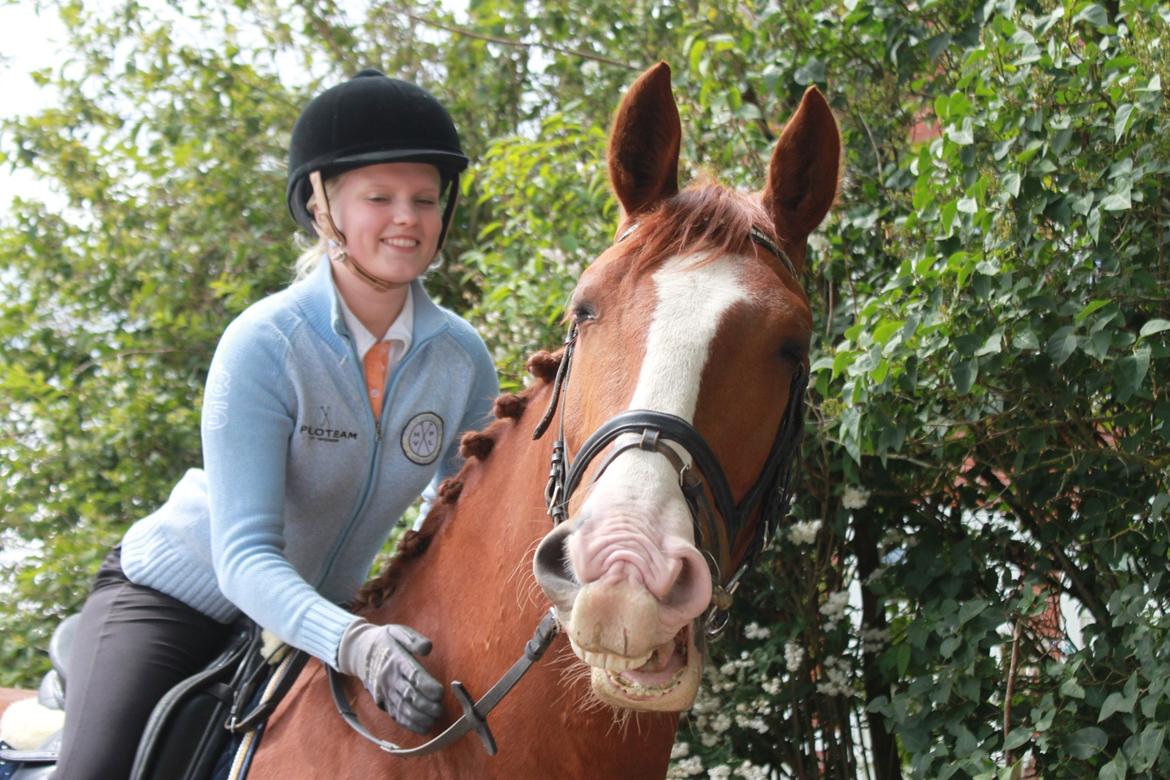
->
[292, 175, 341, 281]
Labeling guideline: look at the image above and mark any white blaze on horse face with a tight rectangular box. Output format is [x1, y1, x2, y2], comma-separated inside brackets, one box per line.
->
[629, 254, 749, 417]
[568, 254, 747, 629]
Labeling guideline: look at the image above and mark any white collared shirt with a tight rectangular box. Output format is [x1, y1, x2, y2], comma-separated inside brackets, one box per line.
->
[336, 285, 414, 372]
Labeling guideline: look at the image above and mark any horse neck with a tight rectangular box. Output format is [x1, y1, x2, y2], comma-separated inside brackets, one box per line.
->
[361, 389, 553, 640]
[356, 381, 680, 776]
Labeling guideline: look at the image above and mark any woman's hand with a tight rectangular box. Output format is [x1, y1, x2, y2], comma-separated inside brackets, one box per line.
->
[337, 619, 444, 733]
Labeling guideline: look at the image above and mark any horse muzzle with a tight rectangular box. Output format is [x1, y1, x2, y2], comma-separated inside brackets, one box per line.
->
[533, 502, 710, 712]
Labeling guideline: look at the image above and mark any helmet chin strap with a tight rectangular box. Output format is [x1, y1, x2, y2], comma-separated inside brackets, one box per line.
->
[309, 170, 399, 294]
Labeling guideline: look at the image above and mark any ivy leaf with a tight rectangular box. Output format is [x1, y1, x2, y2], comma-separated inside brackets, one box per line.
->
[1073, 4, 1109, 29]
[1100, 188, 1132, 212]
[1003, 727, 1030, 751]
[1046, 326, 1078, 366]
[952, 359, 978, 395]
[1139, 319, 1170, 338]
[1099, 755, 1128, 780]
[1130, 725, 1165, 772]
[1116, 347, 1151, 401]
[1060, 677, 1086, 699]
[1097, 690, 1135, 721]
[1063, 726, 1107, 759]
[1114, 103, 1135, 143]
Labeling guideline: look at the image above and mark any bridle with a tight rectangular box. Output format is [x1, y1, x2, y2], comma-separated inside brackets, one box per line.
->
[323, 222, 807, 757]
[533, 222, 808, 635]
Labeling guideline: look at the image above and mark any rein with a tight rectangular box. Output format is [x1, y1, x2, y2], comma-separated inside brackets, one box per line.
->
[326, 610, 559, 757]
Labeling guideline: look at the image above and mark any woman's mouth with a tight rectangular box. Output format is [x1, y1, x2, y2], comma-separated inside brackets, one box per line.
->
[381, 237, 420, 248]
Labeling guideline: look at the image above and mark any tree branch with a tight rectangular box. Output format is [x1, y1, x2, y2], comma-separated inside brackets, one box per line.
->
[396, 9, 639, 71]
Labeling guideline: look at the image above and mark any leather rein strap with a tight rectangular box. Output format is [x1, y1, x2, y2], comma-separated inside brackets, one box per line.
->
[327, 609, 559, 757]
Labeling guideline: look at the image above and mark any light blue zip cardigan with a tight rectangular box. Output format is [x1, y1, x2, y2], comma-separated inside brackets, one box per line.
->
[120, 257, 498, 666]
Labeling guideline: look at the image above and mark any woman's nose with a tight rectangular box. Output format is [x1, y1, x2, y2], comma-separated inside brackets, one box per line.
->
[391, 199, 419, 225]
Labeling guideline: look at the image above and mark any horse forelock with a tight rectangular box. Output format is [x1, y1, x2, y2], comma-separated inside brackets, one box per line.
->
[622, 180, 780, 277]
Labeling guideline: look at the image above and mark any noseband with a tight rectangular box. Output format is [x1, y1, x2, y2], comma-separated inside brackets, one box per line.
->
[533, 225, 808, 636]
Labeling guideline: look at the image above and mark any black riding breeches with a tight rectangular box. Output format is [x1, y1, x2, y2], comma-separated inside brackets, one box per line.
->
[56, 546, 233, 780]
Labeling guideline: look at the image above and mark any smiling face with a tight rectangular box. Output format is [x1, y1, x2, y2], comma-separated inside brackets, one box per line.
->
[324, 162, 443, 289]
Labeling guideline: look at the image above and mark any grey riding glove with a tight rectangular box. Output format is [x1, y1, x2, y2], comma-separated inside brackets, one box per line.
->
[337, 619, 444, 734]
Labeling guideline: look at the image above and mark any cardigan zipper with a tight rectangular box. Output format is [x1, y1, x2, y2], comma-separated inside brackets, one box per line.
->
[314, 328, 443, 587]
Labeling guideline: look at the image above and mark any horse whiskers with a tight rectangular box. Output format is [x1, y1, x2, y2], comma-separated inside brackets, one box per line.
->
[508, 539, 549, 611]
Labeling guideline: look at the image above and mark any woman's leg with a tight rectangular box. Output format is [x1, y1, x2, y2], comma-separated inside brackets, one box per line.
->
[55, 547, 232, 780]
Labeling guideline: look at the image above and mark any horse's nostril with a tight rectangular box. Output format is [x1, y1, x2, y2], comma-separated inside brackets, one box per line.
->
[533, 522, 580, 612]
[660, 547, 713, 618]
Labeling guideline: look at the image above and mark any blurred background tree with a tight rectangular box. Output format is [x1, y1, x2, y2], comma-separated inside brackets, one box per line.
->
[1, 0, 1167, 776]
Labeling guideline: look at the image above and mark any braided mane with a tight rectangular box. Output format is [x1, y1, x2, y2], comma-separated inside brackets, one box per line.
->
[352, 348, 563, 611]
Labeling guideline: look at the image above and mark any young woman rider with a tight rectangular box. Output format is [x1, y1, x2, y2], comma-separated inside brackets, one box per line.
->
[56, 69, 498, 779]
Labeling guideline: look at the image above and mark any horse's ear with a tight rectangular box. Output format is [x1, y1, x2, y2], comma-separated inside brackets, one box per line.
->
[762, 86, 841, 266]
[608, 61, 681, 220]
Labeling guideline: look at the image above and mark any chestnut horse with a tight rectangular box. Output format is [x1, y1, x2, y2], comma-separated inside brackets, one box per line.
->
[249, 62, 839, 779]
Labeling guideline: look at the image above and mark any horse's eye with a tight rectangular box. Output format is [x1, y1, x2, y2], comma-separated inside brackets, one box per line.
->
[778, 340, 807, 364]
[572, 302, 597, 323]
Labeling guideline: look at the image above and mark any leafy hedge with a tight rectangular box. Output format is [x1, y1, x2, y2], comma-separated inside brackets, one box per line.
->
[2, 1, 1167, 776]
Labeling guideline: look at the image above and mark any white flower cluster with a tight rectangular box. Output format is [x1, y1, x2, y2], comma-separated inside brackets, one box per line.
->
[733, 697, 771, 734]
[668, 756, 706, 777]
[691, 667, 731, 748]
[860, 626, 890, 654]
[669, 760, 773, 780]
[783, 640, 804, 672]
[743, 621, 771, 640]
[786, 518, 821, 545]
[819, 589, 849, 630]
[841, 485, 871, 509]
[815, 654, 853, 697]
[734, 760, 773, 780]
[667, 654, 780, 777]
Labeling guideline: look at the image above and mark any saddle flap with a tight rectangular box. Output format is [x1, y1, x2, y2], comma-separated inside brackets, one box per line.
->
[128, 625, 253, 780]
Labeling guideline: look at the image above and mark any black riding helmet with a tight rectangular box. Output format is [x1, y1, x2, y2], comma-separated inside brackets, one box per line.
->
[286, 69, 470, 249]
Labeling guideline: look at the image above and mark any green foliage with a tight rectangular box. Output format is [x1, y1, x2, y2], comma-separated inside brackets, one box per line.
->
[2, 0, 1168, 777]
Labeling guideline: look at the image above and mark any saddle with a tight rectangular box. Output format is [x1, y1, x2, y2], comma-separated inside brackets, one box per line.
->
[0, 616, 286, 780]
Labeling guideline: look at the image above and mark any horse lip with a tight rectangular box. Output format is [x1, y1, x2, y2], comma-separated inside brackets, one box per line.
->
[588, 626, 703, 711]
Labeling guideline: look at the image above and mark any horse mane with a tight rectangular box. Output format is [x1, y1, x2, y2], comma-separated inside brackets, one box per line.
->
[352, 349, 563, 611]
[625, 178, 778, 274]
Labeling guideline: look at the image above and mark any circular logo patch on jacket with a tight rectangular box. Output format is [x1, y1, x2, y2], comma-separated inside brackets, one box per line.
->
[401, 412, 443, 465]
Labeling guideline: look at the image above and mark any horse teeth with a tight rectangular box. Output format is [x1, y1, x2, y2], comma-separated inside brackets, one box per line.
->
[569, 635, 652, 671]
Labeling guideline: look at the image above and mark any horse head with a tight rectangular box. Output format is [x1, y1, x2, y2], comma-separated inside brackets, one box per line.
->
[533, 62, 840, 713]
